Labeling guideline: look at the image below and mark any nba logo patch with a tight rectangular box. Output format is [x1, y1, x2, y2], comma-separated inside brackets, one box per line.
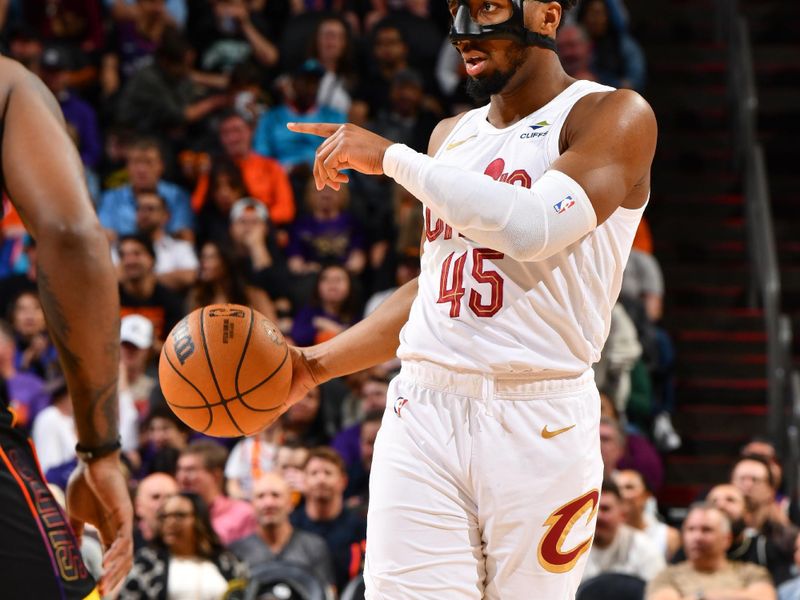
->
[553, 196, 575, 214]
[393, 397, 409, 418]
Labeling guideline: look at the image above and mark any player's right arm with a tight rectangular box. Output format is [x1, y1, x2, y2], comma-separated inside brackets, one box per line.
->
[284, 114, 466, 403]
[0, 57, 132, 593]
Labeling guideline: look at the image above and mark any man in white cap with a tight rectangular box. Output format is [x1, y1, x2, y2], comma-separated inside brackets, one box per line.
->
[119, 314, 156, 453]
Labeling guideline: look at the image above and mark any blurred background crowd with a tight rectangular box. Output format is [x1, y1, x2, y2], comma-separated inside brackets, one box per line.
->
[0, 0, 797, 598]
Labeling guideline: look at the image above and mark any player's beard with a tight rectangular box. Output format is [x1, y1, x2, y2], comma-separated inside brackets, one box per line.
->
[465, 43, 527, 103]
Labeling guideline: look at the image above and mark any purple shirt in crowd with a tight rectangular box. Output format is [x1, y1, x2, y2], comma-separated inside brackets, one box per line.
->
[59, 92, 102, 169]
[287, 213, 365, 265]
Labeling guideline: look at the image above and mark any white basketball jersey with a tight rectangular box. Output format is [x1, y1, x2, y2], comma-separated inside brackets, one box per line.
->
[397, 80, 647, 376]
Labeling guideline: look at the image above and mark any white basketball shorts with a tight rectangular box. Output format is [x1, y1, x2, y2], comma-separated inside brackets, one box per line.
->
[364, 360, 603, 600]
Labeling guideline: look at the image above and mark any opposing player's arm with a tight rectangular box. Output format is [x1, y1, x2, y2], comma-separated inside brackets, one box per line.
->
[0, 58, 121, 447]
[551, 89, 657, 221]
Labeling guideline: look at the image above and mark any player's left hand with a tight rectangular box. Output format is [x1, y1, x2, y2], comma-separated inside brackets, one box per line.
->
[66, 452, 134, 596]
[287, 122, 393, 191]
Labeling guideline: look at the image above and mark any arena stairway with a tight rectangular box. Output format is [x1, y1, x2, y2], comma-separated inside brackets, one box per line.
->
[621, 0, 799, 512]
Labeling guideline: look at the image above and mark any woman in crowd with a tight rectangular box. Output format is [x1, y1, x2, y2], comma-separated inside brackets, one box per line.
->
[9, 290, 58, 380]
[289, 263, 360, 347]
[194, 159, 250, 247]
[187, 239, 277, 321]
[121, 492, 247, 599]
[307, 15, 356, 114]
[577, 0, 647, 91]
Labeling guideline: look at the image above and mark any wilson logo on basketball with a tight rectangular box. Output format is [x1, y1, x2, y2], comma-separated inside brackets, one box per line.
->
[537, 489, 599, 574]
[172, 317, 196, 365]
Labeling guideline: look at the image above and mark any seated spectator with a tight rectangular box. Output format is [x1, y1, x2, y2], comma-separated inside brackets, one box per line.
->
[276, 442, 310, 507]
[0, 236, 37, 317]
[105, 0, 187, 31]
[31, 378, 76, 473]
[24, 0, 104, 55]
[364, 253, 421, 318]
[10, 290, 59, 380]
[133, 472, 179, 550]
[614, 469, 680, 560]
[118, 314, 156, 455]
[343, 409, 382, 515]
[118, 233, 185, 345]
[333, 373, 389, 464]
[187, 239, 277, 322]
[577, 0, 646, 91]
[176, 440, 258, 545]
[557, 23, 597, 81]
[594, 303, 641, 416]
[308, 16, 356, 115]
[7, 24, 45, 77]
[195, 158, 250, 247]
[115, 29, 230, 142]
[192, 0, 278, 74]
[732, 454, 799, 561]
[281, 387, 330, 448]
[349, 22, 440, 126]
[131, 190, 198, 290]
[121, 492, 248, 599]
[39, 45, 102, 171]
[0, 319, 48, 431]
[366, 68, 438, 153]
[646, 503, 776, 600]
[778, 531, 800, 600]
[228, 198, 291, 313]
[287, 182, 366, 280]
[102, 0, 177, 100]
[584, 479, 665, 582]
[600, 412, 664, 494]
[701, 483, 793, 585]
[230, 472, 335, 591]
[138, 404, 191, 476]
[192, 111, 295, 227]
[291, 447, 367, 592]
[98, 137, 194, 241]
[253, 59, 346, 177]
[225, 425, 282, 500]
[290, 264, 361, 347]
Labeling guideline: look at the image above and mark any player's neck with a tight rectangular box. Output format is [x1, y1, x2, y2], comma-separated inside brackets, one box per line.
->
[486, 55, 574, 129]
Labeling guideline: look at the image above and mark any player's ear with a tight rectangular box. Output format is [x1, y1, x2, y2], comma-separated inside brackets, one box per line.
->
[526, 1, 562, 37]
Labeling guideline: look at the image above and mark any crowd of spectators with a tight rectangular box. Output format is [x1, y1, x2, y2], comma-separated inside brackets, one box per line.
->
[5, 1, 795, 599]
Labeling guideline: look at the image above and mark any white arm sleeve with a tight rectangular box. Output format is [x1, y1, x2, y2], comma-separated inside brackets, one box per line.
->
[383, 143, 598, 261]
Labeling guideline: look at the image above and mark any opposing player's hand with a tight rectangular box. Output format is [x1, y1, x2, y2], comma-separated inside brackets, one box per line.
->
[286, 122, 393, 191]
[66, 452, 134, 596]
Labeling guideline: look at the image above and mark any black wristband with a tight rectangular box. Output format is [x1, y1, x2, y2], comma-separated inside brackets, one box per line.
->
[75, 438, 122, 462]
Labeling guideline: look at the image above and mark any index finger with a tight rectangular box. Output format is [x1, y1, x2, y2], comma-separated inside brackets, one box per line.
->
[286, 122, 342, 138]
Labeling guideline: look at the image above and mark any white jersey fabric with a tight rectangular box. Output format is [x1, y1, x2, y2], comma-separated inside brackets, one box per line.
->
[398, 80, 646, 376]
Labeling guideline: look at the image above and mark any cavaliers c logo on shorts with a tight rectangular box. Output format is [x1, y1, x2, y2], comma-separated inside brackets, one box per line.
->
[537, 489, 600, 574]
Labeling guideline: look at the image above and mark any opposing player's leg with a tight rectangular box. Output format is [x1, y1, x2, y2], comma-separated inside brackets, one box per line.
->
[0, 414, 96, 599]
[474, 372, 603, 599]
[364, 372, 486, 600]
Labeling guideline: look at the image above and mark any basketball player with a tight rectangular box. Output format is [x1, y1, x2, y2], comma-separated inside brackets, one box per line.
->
[286, 0, 656, 597]
[0, 57, 132, 597]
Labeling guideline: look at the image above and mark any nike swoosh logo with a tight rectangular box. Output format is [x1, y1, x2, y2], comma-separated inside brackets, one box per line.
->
[541, 424, 576, 439]
[445, 134, 478, 151]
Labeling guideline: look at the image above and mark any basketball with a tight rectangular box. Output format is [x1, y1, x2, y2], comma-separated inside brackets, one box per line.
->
[158, 304, 292, 437]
